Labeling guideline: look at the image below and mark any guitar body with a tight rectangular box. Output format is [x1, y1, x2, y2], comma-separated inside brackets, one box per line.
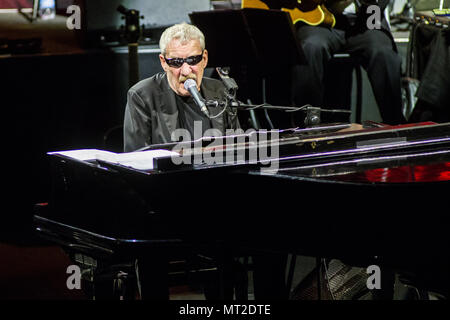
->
[242, 0, 336, 27]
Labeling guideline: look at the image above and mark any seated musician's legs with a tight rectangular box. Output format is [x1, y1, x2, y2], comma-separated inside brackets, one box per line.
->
[292, 25, 345, 108]
[345, 29, 405, 125]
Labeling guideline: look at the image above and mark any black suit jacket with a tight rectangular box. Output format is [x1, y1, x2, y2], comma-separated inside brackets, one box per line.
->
[123, 72, 239, 152]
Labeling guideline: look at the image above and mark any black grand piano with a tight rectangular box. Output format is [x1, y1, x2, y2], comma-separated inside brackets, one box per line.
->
[34, 121, 450, 299]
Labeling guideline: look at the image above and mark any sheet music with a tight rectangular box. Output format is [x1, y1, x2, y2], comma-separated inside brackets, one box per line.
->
[114, 149, 179, 170]
[47, 149, 116, 161]
[48, 149, 179, 170]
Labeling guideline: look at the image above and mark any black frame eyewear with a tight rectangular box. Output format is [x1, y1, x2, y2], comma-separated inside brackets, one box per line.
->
[164, 52, 204, 68]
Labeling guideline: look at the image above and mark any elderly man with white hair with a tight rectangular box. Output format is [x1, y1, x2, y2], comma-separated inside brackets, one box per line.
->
[124, 22, 240, 152]
[123, 22, 288, 301]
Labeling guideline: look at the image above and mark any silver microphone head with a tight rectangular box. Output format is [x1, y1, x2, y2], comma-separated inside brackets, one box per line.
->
[183, 78, 197, 90]
[183, 78, 209, 117]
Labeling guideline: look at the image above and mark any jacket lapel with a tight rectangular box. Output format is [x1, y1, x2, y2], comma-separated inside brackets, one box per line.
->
[155, 74, 227, 141]
[157, 74, 179, 135]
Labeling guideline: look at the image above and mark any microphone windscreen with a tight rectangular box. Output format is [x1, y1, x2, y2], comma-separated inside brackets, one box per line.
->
[183, 79, 197, 90]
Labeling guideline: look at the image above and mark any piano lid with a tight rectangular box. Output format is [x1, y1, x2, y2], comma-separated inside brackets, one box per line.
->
[258, 145, 450, 184]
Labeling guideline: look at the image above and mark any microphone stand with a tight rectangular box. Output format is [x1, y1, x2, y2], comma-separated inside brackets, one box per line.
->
[214, 67, 352, 127]
[232, 102, 352, 127]
[206, 97, 352, 127]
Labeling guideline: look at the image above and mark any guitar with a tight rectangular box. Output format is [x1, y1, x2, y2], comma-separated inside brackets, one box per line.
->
[242, 0, 339, 28]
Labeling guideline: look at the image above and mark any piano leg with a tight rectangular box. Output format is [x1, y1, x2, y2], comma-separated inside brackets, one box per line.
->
[316, 257, 322, 300]
[135, 255, 170, 300]
[204, 251, 247, 300]
[252, 253, 289, 300]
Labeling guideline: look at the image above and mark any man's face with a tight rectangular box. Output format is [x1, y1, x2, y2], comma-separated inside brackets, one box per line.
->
[159, 38, 208, 96]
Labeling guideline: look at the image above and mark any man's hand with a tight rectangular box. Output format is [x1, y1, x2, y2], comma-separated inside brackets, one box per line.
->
[326, 0, 354, 15]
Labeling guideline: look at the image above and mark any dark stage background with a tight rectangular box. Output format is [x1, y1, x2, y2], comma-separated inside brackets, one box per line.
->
[0, 0, 354, 242]
[0, 0, 448, 301]
[0, 0, 445, 242]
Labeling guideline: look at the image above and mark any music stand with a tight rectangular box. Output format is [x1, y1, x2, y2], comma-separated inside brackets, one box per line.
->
[189, 8, 306, 75]
[190, 8, 307, 129]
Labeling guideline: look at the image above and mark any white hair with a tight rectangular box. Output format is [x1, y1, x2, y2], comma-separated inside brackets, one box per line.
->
[159, 22, 205, 55]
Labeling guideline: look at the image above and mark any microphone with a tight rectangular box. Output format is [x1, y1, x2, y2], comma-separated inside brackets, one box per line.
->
[183, 79, 209, 117]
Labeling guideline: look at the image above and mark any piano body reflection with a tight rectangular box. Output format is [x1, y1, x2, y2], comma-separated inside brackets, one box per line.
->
[34, 121, 450, 298]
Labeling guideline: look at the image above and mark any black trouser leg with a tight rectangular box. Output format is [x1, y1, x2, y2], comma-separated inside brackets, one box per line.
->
[345, 29, 405, 125]
[293, 26, 345, 109]
[294, 25, 404, 125]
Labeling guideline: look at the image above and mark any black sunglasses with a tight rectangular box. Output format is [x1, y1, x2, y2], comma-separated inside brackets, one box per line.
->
[164, 52, 204, 68]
